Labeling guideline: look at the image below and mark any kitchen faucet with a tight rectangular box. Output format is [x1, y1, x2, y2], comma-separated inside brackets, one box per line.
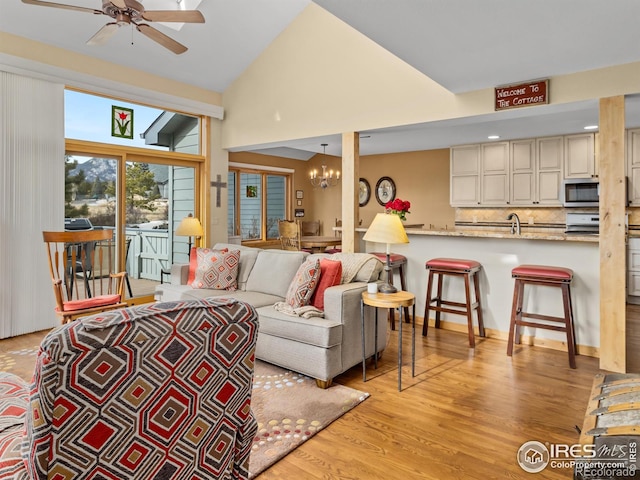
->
[507, 213, 521, 235]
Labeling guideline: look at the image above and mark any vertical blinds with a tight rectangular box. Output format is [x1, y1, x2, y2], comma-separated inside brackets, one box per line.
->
[0, 70, 64, 338]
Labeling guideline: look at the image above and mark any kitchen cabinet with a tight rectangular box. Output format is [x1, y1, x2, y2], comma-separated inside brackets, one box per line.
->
[627, 129, 640, 205]
[450, 144, 480, 206]
[480, 142, 510, 205]
[504, 137, 564, 206]
[536, 136, 564, 205]
[564, 133, 595, 178]
[628, 237, 640, 304]
[510, 139, 535, 205]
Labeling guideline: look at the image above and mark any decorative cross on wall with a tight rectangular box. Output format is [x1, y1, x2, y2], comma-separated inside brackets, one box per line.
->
[211, 174, 227, 208]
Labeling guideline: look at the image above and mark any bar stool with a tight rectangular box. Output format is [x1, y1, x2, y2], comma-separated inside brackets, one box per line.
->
[507, 264, 577, 369]
[370, 252, 409, 330]
[422, 258, 485, 348]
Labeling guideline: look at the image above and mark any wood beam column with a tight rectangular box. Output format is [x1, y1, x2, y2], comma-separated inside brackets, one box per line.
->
[341, 132, 359, 253]
[599, 95, 626, 372]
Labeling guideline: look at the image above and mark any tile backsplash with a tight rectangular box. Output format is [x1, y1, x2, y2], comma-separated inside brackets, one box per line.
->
[457, 207, 640, 232]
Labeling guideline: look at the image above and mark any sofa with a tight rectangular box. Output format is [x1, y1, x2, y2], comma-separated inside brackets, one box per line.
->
[154, 243, 387, 388]
[0, 298, 258, 480]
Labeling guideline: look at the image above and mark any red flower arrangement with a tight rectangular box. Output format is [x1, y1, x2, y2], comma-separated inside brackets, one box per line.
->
[385, 198, 411, 221]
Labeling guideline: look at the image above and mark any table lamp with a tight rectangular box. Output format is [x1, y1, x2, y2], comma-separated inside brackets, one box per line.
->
[175, 213, 204, 259]
[363, 212, 409, 294]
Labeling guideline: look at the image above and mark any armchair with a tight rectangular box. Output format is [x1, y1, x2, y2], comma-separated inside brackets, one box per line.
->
[0, 298, 259, 480]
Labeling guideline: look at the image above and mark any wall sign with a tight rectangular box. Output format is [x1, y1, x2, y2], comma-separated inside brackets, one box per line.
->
[495, 80, 548, 111]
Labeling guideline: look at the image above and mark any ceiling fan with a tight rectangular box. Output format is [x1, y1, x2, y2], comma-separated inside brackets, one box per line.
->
[21, 0, 205, 54]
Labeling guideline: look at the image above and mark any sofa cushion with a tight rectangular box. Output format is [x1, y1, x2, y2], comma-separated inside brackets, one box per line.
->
[213, 243, 261, 291]
[188, 246, 229, 285]
[192, 248, 240, 290]
[153, 284, 283, 307]
[285, 258, 321, 308]
[310, 259, 343, 310]
[187, 246, 198, 284]
[255, 305, 342, 348]
[245, 250, 307, 298]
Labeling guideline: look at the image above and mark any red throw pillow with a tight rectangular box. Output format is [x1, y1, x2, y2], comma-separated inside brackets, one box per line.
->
[310, 259, 343, 310]
[187, 247, 198, 285]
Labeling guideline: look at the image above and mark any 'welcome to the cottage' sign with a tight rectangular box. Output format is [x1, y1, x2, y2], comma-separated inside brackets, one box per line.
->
[495, 80, 548, 111]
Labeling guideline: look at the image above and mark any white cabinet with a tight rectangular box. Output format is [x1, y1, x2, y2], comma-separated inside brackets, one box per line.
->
[536, 136, 564, 205]
[628, 237, 640, 304]
[510, 137, 563, 206]
[627, 129, 640, 205]
[480, 142, 510, 205]
[510, 139, 535, 205]
[450, 145, 480, 206]
[564, 133, 595, 178]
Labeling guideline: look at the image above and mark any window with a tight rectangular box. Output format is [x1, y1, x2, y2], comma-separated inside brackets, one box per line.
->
[228, 167, 291, 242]
[65, 90, 204, 300]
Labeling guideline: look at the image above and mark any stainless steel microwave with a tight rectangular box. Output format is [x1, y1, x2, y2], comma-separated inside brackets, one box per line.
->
[562, 178, 600, 207]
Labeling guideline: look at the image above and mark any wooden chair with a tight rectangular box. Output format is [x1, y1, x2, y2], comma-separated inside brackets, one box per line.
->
[335, 218, 342, 238]
[300, 220, 320, 236]
[278, 220, 301, 251]
[43, 230, 127, 324]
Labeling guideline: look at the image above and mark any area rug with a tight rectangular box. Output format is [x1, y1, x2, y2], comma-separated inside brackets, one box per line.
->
[248, 361, 369, 478]
[0, 340, 369, 478]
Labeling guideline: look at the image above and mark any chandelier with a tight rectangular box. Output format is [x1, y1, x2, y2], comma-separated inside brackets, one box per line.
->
[309, 143, 340, 189]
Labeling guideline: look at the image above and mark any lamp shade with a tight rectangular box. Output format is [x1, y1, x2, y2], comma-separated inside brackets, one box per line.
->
[363, 213, 409, 245]
[175, 214, 203, 237]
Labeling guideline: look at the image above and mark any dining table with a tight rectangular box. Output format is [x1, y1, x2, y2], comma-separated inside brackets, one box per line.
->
[299, 235, 342, 253]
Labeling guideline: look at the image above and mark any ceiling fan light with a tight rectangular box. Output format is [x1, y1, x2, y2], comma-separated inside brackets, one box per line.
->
[115, 12, 130, 25]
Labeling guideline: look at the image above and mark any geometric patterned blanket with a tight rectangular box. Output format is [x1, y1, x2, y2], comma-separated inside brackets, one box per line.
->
[1, 298, 259, 480]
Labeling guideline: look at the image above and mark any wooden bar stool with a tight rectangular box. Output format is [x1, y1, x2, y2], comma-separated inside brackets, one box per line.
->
[507, 264, 577, 369]
[370, 252, 410, 330]
[422, 258, 485, 348]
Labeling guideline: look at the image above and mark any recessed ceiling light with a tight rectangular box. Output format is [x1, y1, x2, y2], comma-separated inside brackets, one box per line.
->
[584, 125, 598, 130]
[487, 135, 500, 140]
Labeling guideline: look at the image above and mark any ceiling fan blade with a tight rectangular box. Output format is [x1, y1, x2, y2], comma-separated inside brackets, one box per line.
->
[142, 10, 205, 23]
[109, 0, 127, 8]
[86, 23, 120, 46]
[136, 24, 187, 55]
[21, 0, 101, 14]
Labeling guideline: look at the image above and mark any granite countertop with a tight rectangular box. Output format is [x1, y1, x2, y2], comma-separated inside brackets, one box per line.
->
[353, 226, 599, 243]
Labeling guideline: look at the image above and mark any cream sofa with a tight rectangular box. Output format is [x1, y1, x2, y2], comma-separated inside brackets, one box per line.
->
[154, 243, 386, 387]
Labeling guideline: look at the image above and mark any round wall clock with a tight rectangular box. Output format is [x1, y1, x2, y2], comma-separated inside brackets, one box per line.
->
[359, 178, 371, 206]
[375, 176, 396, 205]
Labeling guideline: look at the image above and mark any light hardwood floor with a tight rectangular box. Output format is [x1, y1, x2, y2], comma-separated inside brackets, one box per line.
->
[6, 309, 640, 479]
[255, 323, 602, 479]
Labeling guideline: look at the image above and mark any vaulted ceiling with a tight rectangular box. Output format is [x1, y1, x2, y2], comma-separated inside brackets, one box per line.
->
[2, 0, 639, 157]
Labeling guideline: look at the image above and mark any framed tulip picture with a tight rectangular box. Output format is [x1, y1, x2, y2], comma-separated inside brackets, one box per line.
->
[112, 105, 134, 139]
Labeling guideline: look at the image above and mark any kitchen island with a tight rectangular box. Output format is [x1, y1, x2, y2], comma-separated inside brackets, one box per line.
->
[358, 227, 600, 354]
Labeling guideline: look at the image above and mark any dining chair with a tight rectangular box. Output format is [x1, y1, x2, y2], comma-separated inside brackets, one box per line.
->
[278, 220, 302, 251]
[43, 229, 127, 324]
[301, 220, 320, 236]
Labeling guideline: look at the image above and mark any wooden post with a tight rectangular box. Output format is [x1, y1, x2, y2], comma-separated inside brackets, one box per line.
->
[341, 132, 359, 253]
[599, 96, 626, 372]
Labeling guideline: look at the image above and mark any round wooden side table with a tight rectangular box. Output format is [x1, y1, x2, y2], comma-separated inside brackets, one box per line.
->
[361, 290, 416, 391]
